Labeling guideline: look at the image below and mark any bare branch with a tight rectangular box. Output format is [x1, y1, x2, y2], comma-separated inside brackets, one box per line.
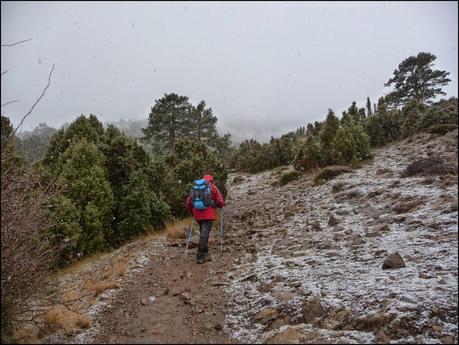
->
[12, 64, 55, 136]
[1, 70, 8, 76]
[1, 37, 32, 47]
[1, 100, 19, 107]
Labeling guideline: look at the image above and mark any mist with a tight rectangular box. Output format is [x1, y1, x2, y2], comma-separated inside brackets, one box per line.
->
[1, 1, 457, 144]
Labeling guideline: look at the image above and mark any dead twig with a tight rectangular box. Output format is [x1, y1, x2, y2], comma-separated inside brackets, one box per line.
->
[1, 38, 32, 47]
[12, 64, 55, 136]
[1, 100, 19, 108]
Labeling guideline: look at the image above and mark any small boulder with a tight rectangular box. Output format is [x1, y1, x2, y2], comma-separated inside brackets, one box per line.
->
[253, 308, 279, 324]
[382, 252, 406, 269]
[311, 221, 322, 231]
[301, 296, 326, 324]
[328, 214, 339, 226]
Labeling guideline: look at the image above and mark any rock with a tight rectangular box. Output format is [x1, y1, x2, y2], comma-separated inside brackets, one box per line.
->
[352, 235, 366, 246]
[382, 252, 406, 269]
[301, 296, 326, 324]
[440, 335, 455, 344]
[180, 291, 192, 301]
[374, 249, 387, 256]
[419, 272, 433, 279]
[375, 330, 391, 343]
[311, 221, 322, 231]
[265, 326, 303, 344]
[272, 291, 295, 302]
[258, 281, 275, 293]
[328, 214, 339, 226]
[214, 323, 223, 331]
[140, 296, 156, 305]
[163, 288, 170, 295]
[253, 308, 279, 324]
[270, 314, 291, 329]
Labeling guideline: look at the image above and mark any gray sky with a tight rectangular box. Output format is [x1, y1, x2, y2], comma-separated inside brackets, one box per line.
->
[1, 1, 458, 144]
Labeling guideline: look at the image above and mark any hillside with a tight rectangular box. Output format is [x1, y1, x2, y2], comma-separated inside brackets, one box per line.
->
[15, 129, 458, 344]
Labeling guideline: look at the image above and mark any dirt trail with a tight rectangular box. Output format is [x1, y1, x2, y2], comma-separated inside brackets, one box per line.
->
[75, 181, 265, 344]
[36, 130, 457, 344]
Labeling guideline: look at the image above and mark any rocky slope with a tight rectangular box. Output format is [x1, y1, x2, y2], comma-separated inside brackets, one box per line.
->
[15, 130, 457, 344]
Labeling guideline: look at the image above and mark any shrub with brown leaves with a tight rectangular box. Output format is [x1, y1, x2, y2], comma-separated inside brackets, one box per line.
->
[1, 144, 63, 342]
[402, 156, 457, 177]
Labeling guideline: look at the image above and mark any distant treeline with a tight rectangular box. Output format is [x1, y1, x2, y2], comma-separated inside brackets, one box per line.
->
[229, 52, 457, 173]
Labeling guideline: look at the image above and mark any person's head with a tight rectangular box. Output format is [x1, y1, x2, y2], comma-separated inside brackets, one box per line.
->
[203, 174, 214, 184]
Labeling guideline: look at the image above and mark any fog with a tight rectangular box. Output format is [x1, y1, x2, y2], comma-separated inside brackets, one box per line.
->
[1, 1, 457, 144]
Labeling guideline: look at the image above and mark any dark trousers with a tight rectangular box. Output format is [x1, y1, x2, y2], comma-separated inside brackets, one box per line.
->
[197, 220, 213, 259]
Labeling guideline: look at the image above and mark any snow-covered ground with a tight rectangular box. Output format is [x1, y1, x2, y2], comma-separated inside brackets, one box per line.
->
[224, 131, 458, 344]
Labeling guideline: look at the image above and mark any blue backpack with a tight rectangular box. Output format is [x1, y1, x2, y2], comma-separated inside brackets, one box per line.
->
[190, 179, 212, 210]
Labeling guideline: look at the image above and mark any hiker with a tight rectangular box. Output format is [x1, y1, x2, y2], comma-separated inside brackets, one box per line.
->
[186, 174, 225, 264]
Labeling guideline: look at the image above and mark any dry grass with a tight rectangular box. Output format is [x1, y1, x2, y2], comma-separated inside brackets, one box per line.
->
[113, 256, 129, 277]
[393, 198, 425, 214]
[402, 156, 457, 177]
[42, 305, 91, 333]
[84, 279, 118, 297]
[165, 217, 193, 240]
[55, 252, 107, 278]
[11, 324, 40, 344]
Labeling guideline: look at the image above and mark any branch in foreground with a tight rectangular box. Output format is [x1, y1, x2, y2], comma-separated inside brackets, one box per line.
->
[12, 64, 55, 136]
[1, 100, 19, 108]
[1, 70, 8, 76]
[1, 38, 32, 47]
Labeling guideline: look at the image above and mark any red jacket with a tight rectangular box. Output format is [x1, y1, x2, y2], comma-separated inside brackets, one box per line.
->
[186, 175, 225, 221]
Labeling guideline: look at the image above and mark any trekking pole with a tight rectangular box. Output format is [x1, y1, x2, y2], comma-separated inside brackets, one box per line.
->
[184, 218, 194, 257]
[220, 208, 224, 254]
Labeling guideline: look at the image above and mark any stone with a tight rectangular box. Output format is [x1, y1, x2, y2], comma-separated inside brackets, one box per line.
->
[253, 308, 279, 324]
[301, 296, 326, 324]
[440, 335, 455, 344]
[352, 235, 366, 246]
[266, 326, 303, 344]
[382, 252, 406, 269]
[328, 214, 339, 226]
[272, 291, 295, 302]
[375, 330, 391, 343]
[311, 221, 322, 231]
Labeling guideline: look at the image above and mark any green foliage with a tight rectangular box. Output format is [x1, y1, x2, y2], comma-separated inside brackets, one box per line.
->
[164, 139, 228, 217]
[43, 114, 103, 170]
[42, 114, 172, 262]
[385, 52, 451, 107]
[278, 171, 302, 186]
[331, 127, 357, 165]
[1, 115, 14, 150]
[116, 171, 168, 243]
[320, 109, 340, 164]
[293, 136, 323, 171]
[400, 100, 428, 138]
[57, 138, 114, 255]
[46, 195, 81, 265]
[141, 93, 193, 155]
[419, 97, 458, 130]
[16, 123, 57, 162]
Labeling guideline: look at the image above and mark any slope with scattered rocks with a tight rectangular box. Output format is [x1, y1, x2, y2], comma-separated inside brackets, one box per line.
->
[15, 130, 457, 344]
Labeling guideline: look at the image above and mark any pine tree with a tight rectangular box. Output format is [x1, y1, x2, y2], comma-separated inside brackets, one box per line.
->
[58, 138, 114, 255]
[320, 109, 340, 164]
[190, 101, 218, 146]
[331, 126, 356, 165]
[141, 93, 192, 155]
[385, 52, 451, 107]
[366, 97, 372, 116]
